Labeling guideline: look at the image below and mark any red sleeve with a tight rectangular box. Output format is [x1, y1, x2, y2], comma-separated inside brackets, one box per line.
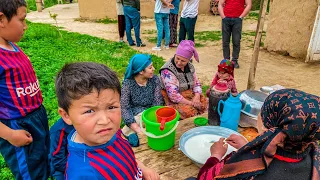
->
[210, 73, 219, 87]
[197, 153, 233, 180]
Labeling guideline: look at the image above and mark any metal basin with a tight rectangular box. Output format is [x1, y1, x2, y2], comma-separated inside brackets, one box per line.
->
[179, 126, 242, 167]
[240, 90, 268, 119]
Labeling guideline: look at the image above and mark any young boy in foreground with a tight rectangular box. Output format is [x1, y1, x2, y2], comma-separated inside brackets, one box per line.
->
[55, 62, 160, 179]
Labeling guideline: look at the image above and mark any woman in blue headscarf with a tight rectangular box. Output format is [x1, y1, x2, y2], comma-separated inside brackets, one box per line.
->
[121, 54, 164, 146]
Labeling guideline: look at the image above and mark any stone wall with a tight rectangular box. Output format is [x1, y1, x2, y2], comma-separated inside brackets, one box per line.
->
[78, 0, 212, 20]
[265, 0, 318, 58]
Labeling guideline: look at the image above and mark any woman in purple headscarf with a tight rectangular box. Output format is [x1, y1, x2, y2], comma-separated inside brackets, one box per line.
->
[159, 40, 207, 119]
[195, 89, 319, 180]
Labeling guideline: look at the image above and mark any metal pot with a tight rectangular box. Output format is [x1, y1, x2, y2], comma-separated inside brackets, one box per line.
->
[240, 90, 268, 119]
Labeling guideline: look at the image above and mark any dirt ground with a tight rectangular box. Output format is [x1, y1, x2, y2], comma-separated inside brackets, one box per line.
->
[27, 3, 320, 96]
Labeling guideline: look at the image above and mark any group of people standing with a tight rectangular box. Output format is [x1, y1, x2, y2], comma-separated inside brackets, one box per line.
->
[116, 0, 253, 68]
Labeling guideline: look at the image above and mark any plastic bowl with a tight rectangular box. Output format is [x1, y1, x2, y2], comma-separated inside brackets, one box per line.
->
[240, 90, 268, 119]
[179, 126, 243, 167]
[194, 117, 208, 126]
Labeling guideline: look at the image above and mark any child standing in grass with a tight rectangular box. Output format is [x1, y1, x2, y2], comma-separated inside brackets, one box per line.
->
[0, 0, 50, 179]
[55, 62, 160, 179]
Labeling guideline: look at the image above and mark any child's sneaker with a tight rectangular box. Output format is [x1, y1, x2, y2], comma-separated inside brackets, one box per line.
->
[137, 43, 146, 47]
[152, 46, 161, 51]
[164, 45, 170, 50]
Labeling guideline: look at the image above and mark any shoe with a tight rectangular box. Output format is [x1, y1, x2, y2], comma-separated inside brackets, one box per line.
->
[129, 42, 136, 46]
[164, 45, 170, 50]
[232, 60, 240, 68]
[137, 43, 146, 47]
[152, 46, 161, 51]
[169, 43, 178, 47]
[119, 39, 124, 43]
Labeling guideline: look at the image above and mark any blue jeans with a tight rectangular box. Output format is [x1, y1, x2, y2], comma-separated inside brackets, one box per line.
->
[123, 6, 142, 46]
[155, 13, 170, 47]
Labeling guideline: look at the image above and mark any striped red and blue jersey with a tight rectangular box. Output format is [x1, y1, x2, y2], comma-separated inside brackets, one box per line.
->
[66, 130, 143, 180]
[0, 42, 43, 120]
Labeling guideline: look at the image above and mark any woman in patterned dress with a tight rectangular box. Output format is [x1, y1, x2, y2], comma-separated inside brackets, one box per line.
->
[159, 40, 207, 119]
[121, 54, 163, 146]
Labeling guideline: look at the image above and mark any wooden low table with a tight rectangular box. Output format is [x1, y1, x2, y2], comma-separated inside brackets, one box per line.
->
[133, 113, 257, 180]
[133, 116, 200, 180]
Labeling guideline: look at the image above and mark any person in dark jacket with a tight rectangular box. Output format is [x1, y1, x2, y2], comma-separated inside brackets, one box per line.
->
[197, 89, 319, 180]
[49, 118, 74, 180]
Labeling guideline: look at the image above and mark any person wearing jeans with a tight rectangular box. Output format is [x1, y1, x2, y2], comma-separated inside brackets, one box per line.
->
[178, 0, 200, 43]
[152, 0, 173, 51]
[218, 0, 252, 68]
[123, 0, 146, 47]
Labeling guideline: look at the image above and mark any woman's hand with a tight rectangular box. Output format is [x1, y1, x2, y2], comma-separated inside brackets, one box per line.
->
[7, 129, 33, 147]
[130, 123, 142, 134]
[210, 138, 228, 161]
[192, 93, 201, 109]
[137, 161, 160, 180]
[226, 134, 248, 149]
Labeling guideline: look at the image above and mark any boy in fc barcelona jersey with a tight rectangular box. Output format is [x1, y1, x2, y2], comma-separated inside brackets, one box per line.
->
[55, 62, 160, 180]
[0, 0, 50, 179]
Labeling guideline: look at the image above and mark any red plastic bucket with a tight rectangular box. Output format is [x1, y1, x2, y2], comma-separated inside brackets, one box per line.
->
[156, 107, 176, 130]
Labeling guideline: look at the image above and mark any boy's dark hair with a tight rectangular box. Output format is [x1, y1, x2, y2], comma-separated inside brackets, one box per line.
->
[0, 0, 27, 21]
[55, 62, 121, 112]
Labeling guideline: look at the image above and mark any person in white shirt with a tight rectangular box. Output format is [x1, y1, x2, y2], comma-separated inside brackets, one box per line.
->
[178, 0, 200, 42]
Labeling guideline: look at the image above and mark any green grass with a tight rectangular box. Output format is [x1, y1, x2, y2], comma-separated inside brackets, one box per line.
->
[247, 11, 259, 20]
[194, 31, 222, 42]
[96, 17, 118, 24]
[26, 0, 58, 11]
[146, 31, 221, 47]
[0, 21, 164, 179]
[143, 29, 157, 34]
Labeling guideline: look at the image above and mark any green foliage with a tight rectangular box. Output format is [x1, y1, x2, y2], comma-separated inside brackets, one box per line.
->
[194, 31, 222, 42]
[0, 21, 164, 178]
[247, 11, 259, 20]
[96, 17, 118, 24]
[143, 29, 157, 34]
[26, 0, 58, 11]
[202, 85, 210, 96]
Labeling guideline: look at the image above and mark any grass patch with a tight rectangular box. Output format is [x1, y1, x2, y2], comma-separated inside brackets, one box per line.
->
[195, 31, 222, 42]
[143, 29, 157, 34]
[247, 11, 259, 20]
[202, 85, 210, 96]
[195, 43, 205, 48]
[26, 0, 58, 11]
[147, 36, 157, 44]
[0, 21, 164, 179]
[96, 17, 118, 24]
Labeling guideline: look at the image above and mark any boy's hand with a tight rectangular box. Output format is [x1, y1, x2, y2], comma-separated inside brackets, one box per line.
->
[142, 166, 160, 180]
[137, 161, 160, 180]
[7, 129, 33, 147]
[226, 134, 248, 149]
[210, 138, 228, 161]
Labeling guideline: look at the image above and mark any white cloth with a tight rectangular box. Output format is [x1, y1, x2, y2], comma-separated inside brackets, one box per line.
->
[181, 0, 200, 18]
[116, 0, 124, 15]
[154, 0, 170, 14]
[122, 112, 143, 136]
